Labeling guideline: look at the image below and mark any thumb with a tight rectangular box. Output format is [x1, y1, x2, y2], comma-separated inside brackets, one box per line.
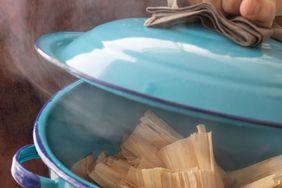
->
[240, 0, 276, 28]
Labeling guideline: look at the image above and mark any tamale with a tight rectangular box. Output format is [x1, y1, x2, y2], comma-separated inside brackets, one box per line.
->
[105, 157, 131, 173]
[228, 155, 282, 187]
[140, 111, 183, 142]
[120, 111, 184, 167]
[137, 167, 225, 188]
[95, 152, 108, 165]
[240, 174, 282, 188]
[88, 156, 131, 188]
[118, 167, 139, 188]
[119, 147, 138, 166]
[70, 153, 95, 182]
[170, 169, 200, 188]
[190, 125, 213, 170]
[193, 126, 225, 188]
[133, 123, 178, 149]
[158, 125, 225, 188]
[137, 158, 156, 169]
[117, 159, 157, 187]
[157, 125, 210, 170]
[89, 163, 120, 187]
[158, 136, 198, 169]
[120, 132, 164, 166]
[137, 168, 171, 188]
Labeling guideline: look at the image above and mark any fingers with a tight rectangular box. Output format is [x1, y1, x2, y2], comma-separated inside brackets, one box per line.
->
[222, 0, 242, 15]
[277, 0, 282, 16]
[240, 0, 276, 27]
[216, 0, 282, 27]
[221, 0, 279, 27]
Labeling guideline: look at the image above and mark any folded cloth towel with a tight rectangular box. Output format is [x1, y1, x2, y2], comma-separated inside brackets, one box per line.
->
[145, 0, 282, 47]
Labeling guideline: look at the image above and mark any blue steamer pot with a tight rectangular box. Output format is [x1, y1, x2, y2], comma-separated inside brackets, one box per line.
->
[12, 18, 282, 187]
[11, 80, 282, 188]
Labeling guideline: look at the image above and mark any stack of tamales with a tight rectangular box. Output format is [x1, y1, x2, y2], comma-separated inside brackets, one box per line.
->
[71, 111, 282, 188]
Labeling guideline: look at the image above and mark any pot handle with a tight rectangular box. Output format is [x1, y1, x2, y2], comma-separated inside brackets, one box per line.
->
[11, 144, 58, 188]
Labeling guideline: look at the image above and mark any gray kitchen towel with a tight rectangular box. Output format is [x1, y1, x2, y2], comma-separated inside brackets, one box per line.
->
[145, 0, 282, 47]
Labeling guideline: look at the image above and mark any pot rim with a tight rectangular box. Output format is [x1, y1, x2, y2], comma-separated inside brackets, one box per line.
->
[33, 80, 282, 188]
[33, 80, 96, 188]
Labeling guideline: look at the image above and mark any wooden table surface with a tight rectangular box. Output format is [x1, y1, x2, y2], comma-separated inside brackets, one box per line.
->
[0, 0, 164, 187]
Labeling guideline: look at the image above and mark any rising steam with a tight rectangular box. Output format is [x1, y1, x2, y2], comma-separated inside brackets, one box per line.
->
[0, 0, 166, 98]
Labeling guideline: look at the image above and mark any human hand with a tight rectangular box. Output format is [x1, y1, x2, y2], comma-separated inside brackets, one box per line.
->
[222, 0, 282, 27]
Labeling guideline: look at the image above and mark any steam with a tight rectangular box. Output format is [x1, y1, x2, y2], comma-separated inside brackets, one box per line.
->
[0, 0, 165, 148]
[1, 0, 166, 98]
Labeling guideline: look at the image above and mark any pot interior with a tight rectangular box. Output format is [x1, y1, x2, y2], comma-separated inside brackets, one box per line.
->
[39, 81, 282, 174]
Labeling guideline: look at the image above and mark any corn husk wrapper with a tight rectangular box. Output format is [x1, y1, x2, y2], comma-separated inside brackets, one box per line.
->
[94, 152, 107, 165]
[137, 168, 173, 188]
[70, 153, 95, 182]
[88, 156, 131, 188]
[158, 136, 198, 169]
[140, 111, 183, 144]
[158, 125, 225, 188]
[118, 167, 139, 188]
[117, 159, 158, 188]
[158, 125, 209, 169]
[240, 173, 282, 188]
[120, 132, 164, 166]
[118, 148, 137, 166]
[71, 110, 282, 188]
[120, 111, 183, 167]
[137, 167, 228, 188]
[137, 158, 156, 169]
[228, 155, 282, 187]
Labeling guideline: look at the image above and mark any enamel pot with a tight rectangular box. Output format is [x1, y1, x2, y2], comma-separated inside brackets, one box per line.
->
[11, 18, 282, 188]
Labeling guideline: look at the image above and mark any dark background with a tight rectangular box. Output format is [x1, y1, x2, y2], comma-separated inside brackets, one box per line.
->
[0, 0, 164, 187]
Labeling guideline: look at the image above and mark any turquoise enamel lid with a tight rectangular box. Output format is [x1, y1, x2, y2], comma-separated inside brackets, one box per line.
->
[36, 18, 282, 126]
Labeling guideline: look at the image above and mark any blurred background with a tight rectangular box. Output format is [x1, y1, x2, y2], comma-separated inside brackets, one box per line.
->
[0, 0, 165, 187]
